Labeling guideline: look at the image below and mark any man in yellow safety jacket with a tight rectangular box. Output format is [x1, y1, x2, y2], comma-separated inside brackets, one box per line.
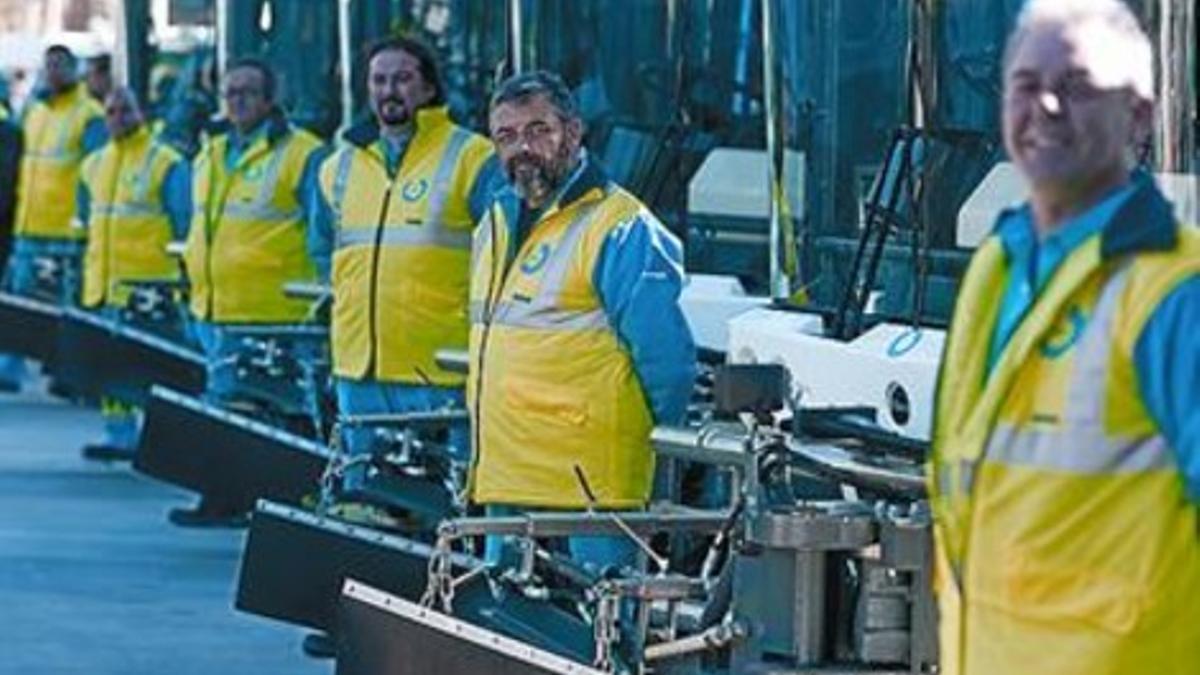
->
[467, 71, 696, 571]
[76, 88, 191, 463]
[929, 2, 1200, 674]
[175, 58, 327, 527]
[0, 45, 106, 392]
[308, 36, 501, 505]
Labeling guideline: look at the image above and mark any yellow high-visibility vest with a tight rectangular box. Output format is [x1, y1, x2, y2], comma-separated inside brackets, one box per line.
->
[183, 120, 322, 323]
[320, 106, 494, 384]
[467, 164, 657, 509]
[15, 84, 103, 239]
[79, 126, 182, 308]
[930, 180, 1200, 675]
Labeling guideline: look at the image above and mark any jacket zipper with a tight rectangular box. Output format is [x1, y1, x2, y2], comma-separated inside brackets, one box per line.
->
[364, 182, 393, 377]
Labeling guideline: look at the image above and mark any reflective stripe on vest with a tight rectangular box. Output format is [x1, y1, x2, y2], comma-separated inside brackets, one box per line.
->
[336, 224, 471, 250]
[90, 203, 165, 218]
[959, 267, 1164, 492]
[205, 139, 296, 222]
[90, 142, 163, 218]
[30, 99, 89, 163]
[332, 127, 471, 250]
[469, 202, 608, 332]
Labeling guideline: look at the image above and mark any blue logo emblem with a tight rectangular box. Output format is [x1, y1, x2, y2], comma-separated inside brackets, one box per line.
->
[1040, 306, 1087, 359]
[887, 327, 923, 358]
[402, 179, 429, 202]
[520, 243, 552, 275]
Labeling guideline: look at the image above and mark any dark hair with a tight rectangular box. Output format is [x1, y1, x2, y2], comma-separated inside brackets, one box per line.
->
[224, 56, 277, 101]
[45, 44, 76, 64]
[87, 54, 112, 72]
[364, 35, 445, 105]
[490, 70, 578, 121]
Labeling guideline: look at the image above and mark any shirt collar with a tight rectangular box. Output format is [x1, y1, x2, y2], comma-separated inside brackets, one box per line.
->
[229, 119, 269, 152]
[996, 179, 1138, 262]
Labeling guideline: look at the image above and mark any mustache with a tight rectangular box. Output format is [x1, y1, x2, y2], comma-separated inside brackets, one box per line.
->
[506, 153, 544, 170]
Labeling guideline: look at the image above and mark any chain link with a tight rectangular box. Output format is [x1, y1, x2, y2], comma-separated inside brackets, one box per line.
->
[317, 422, 370, 515]
[420, 532, 456, 612]
[593, 585, 621, 672]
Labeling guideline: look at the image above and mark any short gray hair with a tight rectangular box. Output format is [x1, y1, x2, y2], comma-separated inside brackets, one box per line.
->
[1004, 0, 1154, 102]
[489, 70, 579, 121]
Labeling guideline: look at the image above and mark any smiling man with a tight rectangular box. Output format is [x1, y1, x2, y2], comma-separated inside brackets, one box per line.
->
[467, 71, 696, 572]
[76, 88, 190, 462]
[929, 2, 1200, 674]
[176, 57, 327, 527]
[308, 36, 500, 512]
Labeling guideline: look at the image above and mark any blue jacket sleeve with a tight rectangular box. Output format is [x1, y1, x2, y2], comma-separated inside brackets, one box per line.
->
[1134, 276, 1200, 502]
[81, 117, 108, 156]
[298, 146, 334, 282]
[160, 160, 192, 240]
[467, 155, 504, 224]
[306, 170, 336, 284]
[296, 145, 331, 223]
[593, 214, 696, 426]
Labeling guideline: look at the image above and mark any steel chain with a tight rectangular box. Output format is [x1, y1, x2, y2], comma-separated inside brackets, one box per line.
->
[593, 585, 621, 672]
[420, 532, 456, 611]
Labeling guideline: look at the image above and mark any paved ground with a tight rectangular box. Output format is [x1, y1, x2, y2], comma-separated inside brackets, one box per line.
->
[0, 375, 331, 675]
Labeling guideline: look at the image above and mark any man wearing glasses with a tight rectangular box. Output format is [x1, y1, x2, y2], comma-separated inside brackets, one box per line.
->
[175, 58, 327, 527]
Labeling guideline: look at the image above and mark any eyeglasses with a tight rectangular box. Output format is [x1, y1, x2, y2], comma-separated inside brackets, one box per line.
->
[222, 87, 265, 101]
[491, 120, 559, 149]
[1005, 73, 1115, 108]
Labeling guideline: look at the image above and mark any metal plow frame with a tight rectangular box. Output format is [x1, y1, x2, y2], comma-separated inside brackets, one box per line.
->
[0, 292, 62, 363]
[134, 386, 330, 508]
[336, 580, 604, 675]
[54, 308, 205, 404]
[235, 500, 450, 631]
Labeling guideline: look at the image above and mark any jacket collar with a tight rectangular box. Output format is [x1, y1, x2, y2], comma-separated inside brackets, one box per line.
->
[341, 105, 453, 149]
[493, 151, 610, 231]
[555, 151, 608, 210]
[1098, 170, 1178, 258]
[112, 124, 152, 149]
[992, 170, 1179, 261]
[39, 82, 85, 106]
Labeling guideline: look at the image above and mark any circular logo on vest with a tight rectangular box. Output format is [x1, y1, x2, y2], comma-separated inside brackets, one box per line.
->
[242, 165, 265, 181]
[1040, 306, 1087, 359]
[520, 243, 552, 275]
[402, 178, 429, 202]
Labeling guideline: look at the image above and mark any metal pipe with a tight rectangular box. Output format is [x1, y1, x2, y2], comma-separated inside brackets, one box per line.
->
[651, 424, 927, 496]
[761, 0, 791, 300]
[338, 0, 354, 132]
[282, 281, 331, 300]
[1149, 0, 1197, 172]
[338, 410, 469, 428]
[508, 0, 526, 74]
[434, 349, 469, 375]
[441, 510, 732, 538]
[215, 0, 230, 79]
[650, 425, 751, 467]
[113, 0, 131, 89]
[644, 620, 748, 661]
[906, 0, 940, 130]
